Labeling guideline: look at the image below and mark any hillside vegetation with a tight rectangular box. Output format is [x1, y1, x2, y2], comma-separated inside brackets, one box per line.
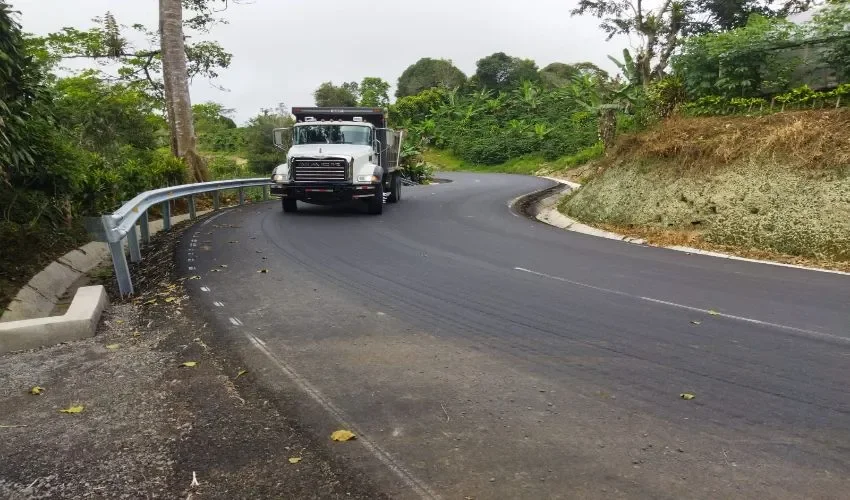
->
[559, 109, 850, 264]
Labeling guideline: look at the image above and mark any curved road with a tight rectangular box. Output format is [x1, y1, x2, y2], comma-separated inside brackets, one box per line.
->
[181, 173, 849, 499]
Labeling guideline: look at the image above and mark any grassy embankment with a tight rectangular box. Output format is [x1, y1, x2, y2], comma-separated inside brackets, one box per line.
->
[557, 109, 850, 270]
[423, 144, 603, 176]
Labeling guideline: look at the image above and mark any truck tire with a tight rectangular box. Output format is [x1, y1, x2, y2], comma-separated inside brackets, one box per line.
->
[367, 183, 384, 215]
[387, 173, 401, 203]
[282, 199, 298, 213]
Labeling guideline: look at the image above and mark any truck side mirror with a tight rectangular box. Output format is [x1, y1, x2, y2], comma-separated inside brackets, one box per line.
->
[273, 128, 291, 150]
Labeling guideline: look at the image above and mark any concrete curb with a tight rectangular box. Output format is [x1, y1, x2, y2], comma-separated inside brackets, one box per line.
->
[1, 210, 211, 324]
[534, 176, 850, 276]
[0, 285, 108, 354]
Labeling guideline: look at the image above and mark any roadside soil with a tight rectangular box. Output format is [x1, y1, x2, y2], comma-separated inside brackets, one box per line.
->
[0, 216, 387, 499]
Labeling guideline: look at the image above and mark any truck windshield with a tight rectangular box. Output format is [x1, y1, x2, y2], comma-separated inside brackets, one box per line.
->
[293, 125, 372, 146]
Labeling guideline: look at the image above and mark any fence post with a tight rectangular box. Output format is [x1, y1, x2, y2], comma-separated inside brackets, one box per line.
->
[162, 201, 171, 231]
[189, 195, 197, 219]
[140, 210, 150, 245]
[102, 216, 134, 296]
[263, 185, 269, 201]
[127, 224, 142, 263]
[214, 191, 221, 210]
[238, 187, 245, 205]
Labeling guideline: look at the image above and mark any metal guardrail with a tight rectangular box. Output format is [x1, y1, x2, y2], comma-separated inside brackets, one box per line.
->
[100, 178, 272, 296]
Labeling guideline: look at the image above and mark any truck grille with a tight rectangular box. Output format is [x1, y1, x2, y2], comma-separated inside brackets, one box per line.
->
[292, 158, 348, 182]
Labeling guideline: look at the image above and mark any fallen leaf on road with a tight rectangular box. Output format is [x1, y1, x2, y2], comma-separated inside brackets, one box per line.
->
[188, 276, 201, 280]
[708, 310, 719, 316]
[331, 430, 356, 442]
[181, 361, 198, 368]
[680, 393, 696, 400]
[257, 269, 269, 274]
[210, 269, 221, 272]
[132, 331, 141, 337]
[220, 264, 228, 268]
[30, 386, 44, 395]
[105, 344, 120, 350]
[165, 297, 177, 303]
[60, 405, 84, 414]
[144, 298, 158, 305]
[690, 321, 701, 325]
[235, 369, 248, 379]
[288, 457, 302, 464]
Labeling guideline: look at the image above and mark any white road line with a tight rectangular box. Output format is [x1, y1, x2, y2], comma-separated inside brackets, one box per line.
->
[229, 317, 243, 326]
[200, 286, 210, 292]
[213, 301, 224, 307]
[514, 266, 849, 345]
[243, 332, 439, 499]
[188, 266, 195, 271]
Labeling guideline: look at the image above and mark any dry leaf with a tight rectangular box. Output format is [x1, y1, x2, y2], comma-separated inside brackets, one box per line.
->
[210, 269, 221, 272]
[144, 298, 157, 305]
[220, 264, 228, 268]
[60, 405, 84, 414]
[257, 269, 269, 274]
[164, 297, 176, 303]
[690, 321, 701, 325]
[30, 386, 44, 395]
[181, 361, 198, 368]
[708, 310, 719, 316]
[132, 331, 141, 337]
[235, 369, 248, 379]
[288, 457, 302, 464]
[330, 430, 356, 442]
[105, 344, 120, 350]
[680, 393, 696, 400]
[188, 276, 201, 280]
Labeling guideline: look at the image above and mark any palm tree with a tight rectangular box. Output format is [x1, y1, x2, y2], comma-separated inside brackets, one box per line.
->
[159, 0, 209, 182]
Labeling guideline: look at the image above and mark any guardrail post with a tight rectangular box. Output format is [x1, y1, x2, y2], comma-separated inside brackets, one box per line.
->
[162, 201, 171, 231]
[140, 210, 150, 245]
[102, 216, 133, 296]
[189, 195, 197, 219]
[213, 191, 220, 210]
[238, 187, 245, 205]
[127, 224, 142, 263]
[263, 185, 269, 201]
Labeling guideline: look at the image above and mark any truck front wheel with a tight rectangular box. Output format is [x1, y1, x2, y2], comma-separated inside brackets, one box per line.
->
[282, 199, 298, 213]
[387, 173, 401, 204]
[367, 183, 384, 215]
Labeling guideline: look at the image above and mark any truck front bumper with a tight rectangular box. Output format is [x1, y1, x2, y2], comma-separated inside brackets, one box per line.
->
[270, 183, 378, 203]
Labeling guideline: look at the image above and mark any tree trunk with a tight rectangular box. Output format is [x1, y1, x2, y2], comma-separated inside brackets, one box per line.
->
[598, 108, 617, 150]
[159, 0, 209, 182]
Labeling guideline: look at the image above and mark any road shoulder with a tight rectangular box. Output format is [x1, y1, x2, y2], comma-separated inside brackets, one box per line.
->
[0, 216, 387, 499]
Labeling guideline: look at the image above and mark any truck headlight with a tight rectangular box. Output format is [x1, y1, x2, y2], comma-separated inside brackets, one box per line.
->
[356, 174, 380, 183]
[273, 174, 286, 183]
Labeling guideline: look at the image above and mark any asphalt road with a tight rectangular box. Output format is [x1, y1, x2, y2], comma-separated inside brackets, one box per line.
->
[181, 173, 850, 499]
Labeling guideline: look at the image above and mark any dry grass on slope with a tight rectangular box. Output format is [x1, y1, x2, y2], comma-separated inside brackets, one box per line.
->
[608, 108, 850, 172]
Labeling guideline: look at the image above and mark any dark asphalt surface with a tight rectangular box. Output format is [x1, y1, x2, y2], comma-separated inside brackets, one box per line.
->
[181, 173, 850, 499]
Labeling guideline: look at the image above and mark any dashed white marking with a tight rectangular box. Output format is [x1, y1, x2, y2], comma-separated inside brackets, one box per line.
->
[200, 286, 210, 292]
[243, 332, 439, 499]
[229, 317, 243, 326]
[514, 266, 848, 345]
[213, 301, 224, 307]
[188, 266, 196, 271]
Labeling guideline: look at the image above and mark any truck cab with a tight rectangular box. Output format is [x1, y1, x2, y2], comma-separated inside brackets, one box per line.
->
[270, 107, 403, 215]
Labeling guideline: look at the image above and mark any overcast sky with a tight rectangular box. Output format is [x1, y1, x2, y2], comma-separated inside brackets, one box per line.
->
[14, 0, 624, 123]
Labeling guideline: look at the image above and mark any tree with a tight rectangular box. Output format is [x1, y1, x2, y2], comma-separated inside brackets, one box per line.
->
[539, 63, 581, 88]
[571, 0, 687, 85]
[395, 58, 467, 98]
[688, 0, 775, 34]
[474, 52, 540, 91]
[244, 105, 294, 174]
[160, 0, 209, 182]
[313, 81, 359, 107]
[359, 77, 390, 107]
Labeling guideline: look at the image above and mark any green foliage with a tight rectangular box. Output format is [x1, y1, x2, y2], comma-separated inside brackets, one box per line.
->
[358, 77, 390, 107]
[473, 52, 540, 92]
[811, 4, 850, 81]
[644, 76, 687, 119]
[243, 107, 293, 174]
[395, 58, 466, 98]
[313, 81, 359, 107]
[193, 101, 243, 152]
[389, 88, 446, 126]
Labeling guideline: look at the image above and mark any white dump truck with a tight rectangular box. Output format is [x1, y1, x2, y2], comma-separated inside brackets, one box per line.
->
[270, 107, 403, 215]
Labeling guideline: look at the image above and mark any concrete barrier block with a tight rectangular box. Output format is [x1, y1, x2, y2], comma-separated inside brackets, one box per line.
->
[0, 285, 108, 354]
[0, 286, 58, 323]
